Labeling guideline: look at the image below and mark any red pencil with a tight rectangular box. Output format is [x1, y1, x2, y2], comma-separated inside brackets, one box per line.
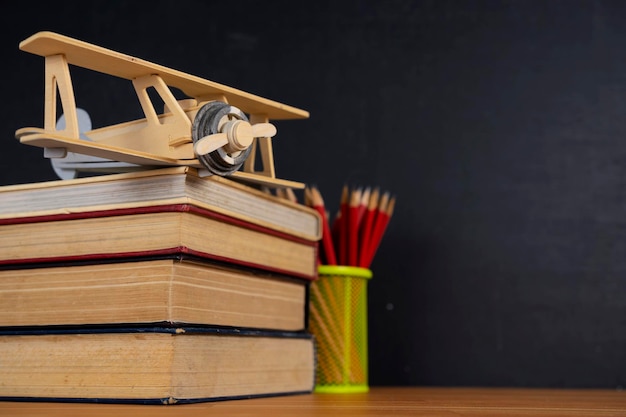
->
[364, 193, 395, 267]
[348, 187, 362, 266]
[356, 187, 371, 227]
[362, 191, 389, 267]
[358, 187, 379, 267]
[331, 208, 341, 251]
[338, 185, 349, 265]
[310, 186, 337, 265]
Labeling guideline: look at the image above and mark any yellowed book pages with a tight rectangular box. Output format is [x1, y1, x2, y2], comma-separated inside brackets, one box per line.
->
[0, 258, 307, 331]
[0, 329, 315, 404]
[0, 208, 317, 280]
[0, 167, 321, 241]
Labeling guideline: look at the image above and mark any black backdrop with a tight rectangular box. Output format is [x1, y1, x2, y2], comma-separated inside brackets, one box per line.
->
[1, 1, 624, 388]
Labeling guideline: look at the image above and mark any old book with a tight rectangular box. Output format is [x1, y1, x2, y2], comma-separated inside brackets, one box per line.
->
[0, 256, 308, 331]
[0, 326, 315, 404]
[0, 204, 318, 280]
[0, 166, 321, 242]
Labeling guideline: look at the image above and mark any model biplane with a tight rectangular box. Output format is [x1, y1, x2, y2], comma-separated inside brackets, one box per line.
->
[15, 31, 309, 189]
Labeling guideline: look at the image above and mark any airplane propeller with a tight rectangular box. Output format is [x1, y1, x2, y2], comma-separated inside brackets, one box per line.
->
[191, 101, 276, 176]
[193, 120, 276, 156]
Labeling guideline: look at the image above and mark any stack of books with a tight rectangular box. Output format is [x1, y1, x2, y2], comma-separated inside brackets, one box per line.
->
[0, 166, 321, 404]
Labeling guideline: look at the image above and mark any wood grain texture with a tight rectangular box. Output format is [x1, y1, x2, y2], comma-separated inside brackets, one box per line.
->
[0, 387, 624, 416]
[19, 31, 309, 120]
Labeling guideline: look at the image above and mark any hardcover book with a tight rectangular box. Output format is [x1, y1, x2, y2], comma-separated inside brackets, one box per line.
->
[0, 256, 309, 331]
[0, 166, 321, 242]
[0, 204, 318, 280]
[0, 326, 315, 404]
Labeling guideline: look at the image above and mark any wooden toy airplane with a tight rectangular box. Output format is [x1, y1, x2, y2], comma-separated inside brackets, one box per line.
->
[15, 31, 309, 189]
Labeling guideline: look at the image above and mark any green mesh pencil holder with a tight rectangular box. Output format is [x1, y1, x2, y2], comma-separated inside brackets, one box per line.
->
[309, 265, 373, 393]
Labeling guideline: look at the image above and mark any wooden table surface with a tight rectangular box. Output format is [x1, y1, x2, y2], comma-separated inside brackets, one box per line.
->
[1, 387, 625, 416]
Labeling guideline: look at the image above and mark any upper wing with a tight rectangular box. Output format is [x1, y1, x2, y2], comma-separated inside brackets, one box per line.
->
[20, 31, 309, 120]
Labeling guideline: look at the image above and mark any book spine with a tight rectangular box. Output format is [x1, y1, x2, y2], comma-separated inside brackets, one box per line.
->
[0, 325, 315, 338]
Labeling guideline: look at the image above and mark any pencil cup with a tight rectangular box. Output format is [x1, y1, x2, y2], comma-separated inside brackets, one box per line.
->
[309, 265, 372, 393]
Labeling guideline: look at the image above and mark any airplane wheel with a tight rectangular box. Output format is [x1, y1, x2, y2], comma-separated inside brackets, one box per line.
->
[192, 101, 253, 175]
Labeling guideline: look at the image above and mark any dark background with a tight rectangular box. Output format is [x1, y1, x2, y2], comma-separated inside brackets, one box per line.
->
[1, 1, 625, 388]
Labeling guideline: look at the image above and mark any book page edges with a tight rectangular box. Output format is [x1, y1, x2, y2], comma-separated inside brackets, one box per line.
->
[0, 167, 322, 241]
[0, 197, 321, 241]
